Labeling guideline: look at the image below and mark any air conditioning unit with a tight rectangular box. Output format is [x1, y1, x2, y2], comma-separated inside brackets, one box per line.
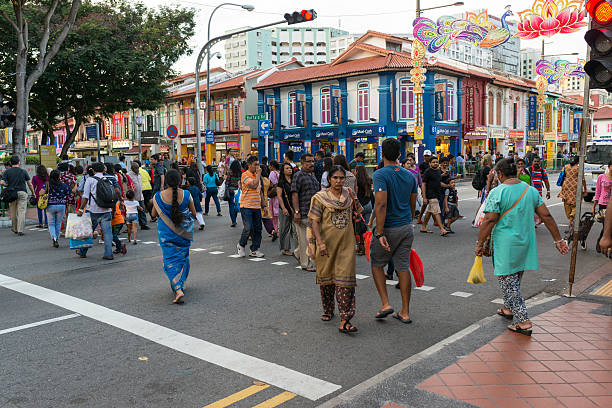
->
[297, 93, 306, 101]
[332, 88, 341, 98]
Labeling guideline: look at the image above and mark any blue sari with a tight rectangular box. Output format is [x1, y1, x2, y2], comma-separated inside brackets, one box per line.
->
[154, 190, 194, 292]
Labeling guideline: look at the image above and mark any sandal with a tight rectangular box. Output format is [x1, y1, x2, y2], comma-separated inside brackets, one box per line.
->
[420, 229, 433, 234]
[173, 290, 184, 304]
[321, 313, 334, 321]
[392, 313, 412, 324]
[339, 321, 358, 333]
[440, 230, 450, 237]
[375, 308, 394, 319]
[497, 308, 514, 320]
[508, 323, 532, 336]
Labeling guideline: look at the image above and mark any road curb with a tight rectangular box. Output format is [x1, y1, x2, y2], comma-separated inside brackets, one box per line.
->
[316, 293, 561, 408]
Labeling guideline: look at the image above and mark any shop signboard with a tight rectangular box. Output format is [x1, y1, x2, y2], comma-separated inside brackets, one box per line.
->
[288, 141, 304, 153]
[464, 126, 488, 140]
[527, 131, 539, 144]
[508, 130, 524, 140]
[558, 132, 569, 142]
[573, 118, 580, 134]
[85, 123, 98, 140]
[528, 96, 537, 131]
[544, 103, 553, 132]
[206, 130, 215, 144]
[281, 130, 303, 141]
[434, 92, 444, 121]
[436, 125, 460, 138]
[227, 141, 241, 150]
[489, 128, 508, 139]
[465, 87, 475, 131]
[331, 86, 340, 125]
[349, 126, 384, 138]
[39, 145, 57, 169]
[543, 132, 556, 141]
[354, 136, 377, 143]
[182, 137, 197, 144]
[313, 129, 338, 139]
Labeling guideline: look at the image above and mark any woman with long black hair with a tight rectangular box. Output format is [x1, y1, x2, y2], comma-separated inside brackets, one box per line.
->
[32, 165, 49, 228]
[225, 160, 242, 227]
[203, 165, 222, 216]
[151, 169, 197, 304]
[41, 170, 72, 247]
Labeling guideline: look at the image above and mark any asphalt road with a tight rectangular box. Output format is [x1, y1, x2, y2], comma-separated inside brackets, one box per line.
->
[0, 176, 607, 408]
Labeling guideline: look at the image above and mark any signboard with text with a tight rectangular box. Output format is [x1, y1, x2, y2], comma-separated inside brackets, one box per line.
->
[528, 96, 537, 131]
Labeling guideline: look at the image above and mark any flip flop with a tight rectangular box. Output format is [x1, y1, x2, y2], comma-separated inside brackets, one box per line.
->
[440, 231, 450, 237]
[321, 313, 334, 321]
[508, 324, 532, 336]
[339, 321, 358, 333]
[392, 313, 412, 324]
[497, 309, 514, 320]
[375, 308, 394, 319]
[420, 229, 433, 234]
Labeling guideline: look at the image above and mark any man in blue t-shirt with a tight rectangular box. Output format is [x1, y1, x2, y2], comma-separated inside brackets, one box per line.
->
[371, 138, 418, 324]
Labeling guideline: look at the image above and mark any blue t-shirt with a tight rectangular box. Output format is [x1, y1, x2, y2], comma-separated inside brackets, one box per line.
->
[372, 165, 418, 228]
[47, 182, 72, 205]
[203, 173, 219, 188]
[188, 185, 203, 213]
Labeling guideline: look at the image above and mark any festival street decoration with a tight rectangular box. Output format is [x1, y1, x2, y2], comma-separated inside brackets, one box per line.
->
[535, 59, 586, 84]
[410, 39, 426, 141]
[515, 0, 587, 39]
[412, 7, 514, 53]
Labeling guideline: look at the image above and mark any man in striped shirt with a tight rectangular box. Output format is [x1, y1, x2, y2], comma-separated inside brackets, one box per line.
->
[237, 156, 265, 258]
[530, 156, 551, 200]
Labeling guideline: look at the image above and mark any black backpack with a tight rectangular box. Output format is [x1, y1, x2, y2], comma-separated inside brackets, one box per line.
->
[471, 168, 487, 191]
[92, 176, 118, 209]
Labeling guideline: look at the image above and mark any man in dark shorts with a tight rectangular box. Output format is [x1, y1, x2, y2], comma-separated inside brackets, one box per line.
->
[370, 138, 418, 324]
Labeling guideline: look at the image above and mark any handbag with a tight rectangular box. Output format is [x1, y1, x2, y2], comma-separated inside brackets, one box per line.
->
[595, 208, 607, 223]
[38, 183, 49, 210]
[482, 184, 530, 257]
[29, 195, 37, 206]
[267, 183, 278, 198]
[1, 187, 18, 203]
[215, 174, 223, 187]
[347, 188, 367, 235]
[556, 167, 566, 187]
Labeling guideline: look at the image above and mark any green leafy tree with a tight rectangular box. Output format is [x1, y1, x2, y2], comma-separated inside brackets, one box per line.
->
[0, 0, 195, 156]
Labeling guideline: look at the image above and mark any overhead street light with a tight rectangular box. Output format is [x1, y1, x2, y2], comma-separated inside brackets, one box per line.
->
[416, 1, 464, 17]
[135, 114, 144, 163]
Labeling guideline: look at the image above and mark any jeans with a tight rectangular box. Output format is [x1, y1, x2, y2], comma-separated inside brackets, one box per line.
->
[228, 190, 238, 224]
[37, 207, 48, 226]
[47, 204, 65, 240]
[239, 208, 262, 251]
[9, 191, 28, 233]
[205, 186, 221, 214]
[278, 210, 297, 251]
[79, 212, 113, 258]
[112, 224, 124, 250]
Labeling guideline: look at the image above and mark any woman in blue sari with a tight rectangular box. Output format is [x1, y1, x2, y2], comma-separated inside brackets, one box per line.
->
[151, 169, 196, 304]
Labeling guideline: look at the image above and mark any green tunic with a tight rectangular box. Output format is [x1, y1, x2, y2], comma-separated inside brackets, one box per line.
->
[484, 182, 544, 276]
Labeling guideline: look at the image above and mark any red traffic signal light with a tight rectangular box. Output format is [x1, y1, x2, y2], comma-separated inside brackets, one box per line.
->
[284, 9, 317, 25]
[587, 0, 612, 25]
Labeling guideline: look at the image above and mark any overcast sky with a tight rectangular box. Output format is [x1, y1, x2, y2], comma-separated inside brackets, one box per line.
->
[142, 0, 589, 74]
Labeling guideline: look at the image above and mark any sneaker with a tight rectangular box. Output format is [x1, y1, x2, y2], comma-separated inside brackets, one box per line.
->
[249, 250, 264, 258]
[199, 225, 205, 231]
[140, 225, 150, 230]
[237, 244, 246, 257]
[230, 223, 237, 227]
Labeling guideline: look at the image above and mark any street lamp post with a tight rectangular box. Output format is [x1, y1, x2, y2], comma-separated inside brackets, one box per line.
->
[416, 1, 464, 17]
[193, 3, 254, 175]
[135, 114, 144, 163]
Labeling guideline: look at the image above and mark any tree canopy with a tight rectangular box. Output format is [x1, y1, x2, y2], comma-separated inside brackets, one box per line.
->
[0, 0, 196, 155]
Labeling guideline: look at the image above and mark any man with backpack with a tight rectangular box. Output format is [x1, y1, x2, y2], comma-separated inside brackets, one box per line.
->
[76, 162, 120, 260]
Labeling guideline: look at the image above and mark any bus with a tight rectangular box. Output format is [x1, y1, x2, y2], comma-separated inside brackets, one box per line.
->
[584, 140, 612, 202]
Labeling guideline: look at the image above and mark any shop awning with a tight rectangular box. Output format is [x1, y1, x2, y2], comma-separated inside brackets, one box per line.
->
[124, 146, 151, 155]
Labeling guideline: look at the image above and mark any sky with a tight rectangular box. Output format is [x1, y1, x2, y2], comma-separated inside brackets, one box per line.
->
[141, 0, 589, 74]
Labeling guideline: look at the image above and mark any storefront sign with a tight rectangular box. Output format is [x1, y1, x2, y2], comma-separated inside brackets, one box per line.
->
[464, 126, 488, 140]
[509, 130, 524, 140]
[558, 132, 569, 142]
[544, 103, 553, 132]
[465, 87, 475, 131]
[215, 135, 240, 143]
[573, 118, 580, 134]
[543, 132, 556, 141]
[528, 96, 537, 131]
[350, 126, 383, 137]
[113, 140, 130, 149]
[227, 141, 240, 149]
[313, 129, 338, 139]
[288, 141, 304, 153]
[527, 131, 540, 144]
[434, 92, 444, 121]
[85, 123, 98, 140]
[436, 125, 460, 138]
[182, 137, 198, 144]
[489, 128, 508, 139]
[281, 130, 303, 141]
[354, 136, 377, 143]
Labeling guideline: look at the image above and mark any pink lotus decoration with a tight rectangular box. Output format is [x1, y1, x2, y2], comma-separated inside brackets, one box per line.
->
[515, 0, 587, 39]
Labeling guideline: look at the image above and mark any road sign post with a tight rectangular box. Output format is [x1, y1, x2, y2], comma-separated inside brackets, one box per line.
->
[259, 118, 270, 158]
[246, 113, 266, 121]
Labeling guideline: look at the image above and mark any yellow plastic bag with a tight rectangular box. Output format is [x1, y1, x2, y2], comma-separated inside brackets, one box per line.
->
[467, 256, 486, 284]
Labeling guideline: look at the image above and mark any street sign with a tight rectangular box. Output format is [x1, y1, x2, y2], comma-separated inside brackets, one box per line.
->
[166, 124, 178, 140]
[259, 120, 270, 136]
[206, 130, 215, 144]
[246, 113, 266, 121]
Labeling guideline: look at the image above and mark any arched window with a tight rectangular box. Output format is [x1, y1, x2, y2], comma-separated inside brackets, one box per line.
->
[357, 81, 369, 122]
[488, 92, 494, 125]
[446, 83, 455, 120]
[398, 78, 414, 120]
[496, 92, 503, 126]
[320, 87, 331, 125]
[288, 91, 297, 127]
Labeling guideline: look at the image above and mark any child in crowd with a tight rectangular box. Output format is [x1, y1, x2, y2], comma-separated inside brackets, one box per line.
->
[111, 200, 127, 254]
[124, 190, 143, 245]
[444, 179, 462, 233]
[187, 177, 205, 230]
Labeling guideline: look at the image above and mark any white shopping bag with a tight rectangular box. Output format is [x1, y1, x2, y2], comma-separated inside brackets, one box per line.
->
[65, 213, 93, 240]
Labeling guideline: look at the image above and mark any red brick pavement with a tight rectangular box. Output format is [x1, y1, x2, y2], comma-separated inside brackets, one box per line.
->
[416, 301, 612, 408]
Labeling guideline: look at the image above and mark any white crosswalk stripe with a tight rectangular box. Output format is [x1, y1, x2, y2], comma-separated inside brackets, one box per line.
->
[271, 261, 289, 266]
[491, 298, 505, 304]
[415, 285, 435, 291]
[142, 241, 155, 245]
[209, 251, 224, 255]
[355, 274, 370, 280]
[227, 254, 242, 258]
[451, 291, 473, 298]
[191, 248, 206, 252]
[249, 258, 266, 262]
[385, 279, 398, 285]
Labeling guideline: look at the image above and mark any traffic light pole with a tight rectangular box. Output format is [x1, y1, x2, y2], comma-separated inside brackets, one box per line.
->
[567, 19, 592, 297]
[193, 19, 286, 175]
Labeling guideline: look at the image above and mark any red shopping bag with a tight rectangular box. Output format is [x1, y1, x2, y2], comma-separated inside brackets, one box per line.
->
[410, 249, 424, 287]
[364, 231, 372, 261]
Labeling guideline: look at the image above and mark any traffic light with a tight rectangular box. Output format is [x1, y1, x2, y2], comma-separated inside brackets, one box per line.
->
[584, 0, 612, 90]
[284, 9, 317, 25]
[0, 100, 16, 129]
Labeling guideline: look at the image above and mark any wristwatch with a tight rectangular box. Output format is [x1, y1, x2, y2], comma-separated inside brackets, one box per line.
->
[375, 233, 384, 239]
[295, 210, 300, 214]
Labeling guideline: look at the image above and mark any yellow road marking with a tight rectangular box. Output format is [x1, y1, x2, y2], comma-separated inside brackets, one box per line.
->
[202, 384, 270, 408]
[251, 391, 296, 408]
[593, 279, 612, 297]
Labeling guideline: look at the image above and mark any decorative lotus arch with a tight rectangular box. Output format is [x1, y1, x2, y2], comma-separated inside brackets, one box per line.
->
[515, 0, 587, 39]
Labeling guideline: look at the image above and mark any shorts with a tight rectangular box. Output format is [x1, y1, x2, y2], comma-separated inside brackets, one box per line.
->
[447, 203, 460, 219]
[370, 223, 414, 271]
[125, 214, 138, 224]
[425, 198, 441, 215]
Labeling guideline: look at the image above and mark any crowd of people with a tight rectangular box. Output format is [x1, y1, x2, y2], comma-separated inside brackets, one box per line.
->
[5, 142, 610, 336]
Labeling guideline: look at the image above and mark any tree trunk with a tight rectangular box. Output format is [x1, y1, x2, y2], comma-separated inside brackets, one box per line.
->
[60, 117, 81, 157]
